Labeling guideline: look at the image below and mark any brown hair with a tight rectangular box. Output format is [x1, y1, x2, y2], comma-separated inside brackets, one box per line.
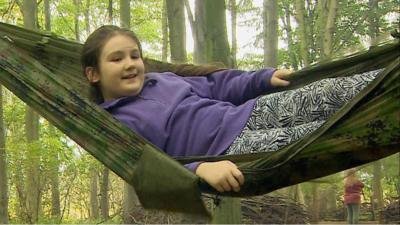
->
[81, 25, 143, 103]
[344, 168, 359, 185]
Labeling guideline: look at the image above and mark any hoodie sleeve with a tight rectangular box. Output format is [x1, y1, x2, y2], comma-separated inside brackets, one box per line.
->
[182, 68, 277, 105]
[184, 162, 202, 173]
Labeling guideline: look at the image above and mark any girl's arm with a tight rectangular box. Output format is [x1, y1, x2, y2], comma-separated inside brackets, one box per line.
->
[182, 68, 291, 105]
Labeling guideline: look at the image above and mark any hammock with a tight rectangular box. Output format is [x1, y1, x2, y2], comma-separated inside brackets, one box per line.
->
[0, 22, 399, 217]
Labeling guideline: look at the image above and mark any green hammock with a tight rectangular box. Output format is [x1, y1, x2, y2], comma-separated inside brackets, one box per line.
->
[0, 22, 399, 217]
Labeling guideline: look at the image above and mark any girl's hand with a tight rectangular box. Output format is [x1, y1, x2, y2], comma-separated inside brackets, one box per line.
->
[195, 160, 244, 193]
[271, 69, 291, 87]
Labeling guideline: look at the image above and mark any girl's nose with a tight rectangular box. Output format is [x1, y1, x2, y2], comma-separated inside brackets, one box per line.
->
[124, 57, 136, 70]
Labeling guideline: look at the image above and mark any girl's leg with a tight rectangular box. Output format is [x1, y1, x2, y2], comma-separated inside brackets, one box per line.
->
[224, 69, 383, 155]
[352, 204, 360, 224]
[248, 69, 383, 130]
[224, 120, 324, 155]
[347, 204, 354, 224]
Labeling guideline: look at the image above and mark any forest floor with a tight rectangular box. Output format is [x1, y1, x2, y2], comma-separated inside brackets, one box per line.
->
[319, 220, 380, 224]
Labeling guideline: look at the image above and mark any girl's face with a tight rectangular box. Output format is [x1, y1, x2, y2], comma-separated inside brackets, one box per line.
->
[86, 35, 145, 101]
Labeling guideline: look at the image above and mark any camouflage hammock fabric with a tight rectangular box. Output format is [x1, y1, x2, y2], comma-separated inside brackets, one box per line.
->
[0, 22, 399, 217]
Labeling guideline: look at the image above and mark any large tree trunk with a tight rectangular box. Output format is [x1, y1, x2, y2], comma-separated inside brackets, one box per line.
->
[194, 0, 231, 66]
[263, 0, 278, 67]
[99, 167, 109, 220]
[162, 0, 168, 62]
[21, 1, 41, 223]
[229, 0, 237, 68]
[166, 0, 187, 63]
[120, 0, 130, 29]
[294, 0, 309, 67]
[89, 167, 99, 219]
[21, 0, 37, 29]
[0, 86, 9, 224]
[192, 0, 206, 64]
[322, 0, 337, 58]
[25, 107, 41, 224]
[43, 10, 61, 219]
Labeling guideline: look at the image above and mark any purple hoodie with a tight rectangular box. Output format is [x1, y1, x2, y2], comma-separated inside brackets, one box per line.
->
[100, 68, 276, 171]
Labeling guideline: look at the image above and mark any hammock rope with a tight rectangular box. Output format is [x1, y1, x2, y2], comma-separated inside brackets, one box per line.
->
[0, 22, 399, 216]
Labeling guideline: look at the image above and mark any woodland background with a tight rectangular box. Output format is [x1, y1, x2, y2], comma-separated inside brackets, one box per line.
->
[0, 0, 399, 223]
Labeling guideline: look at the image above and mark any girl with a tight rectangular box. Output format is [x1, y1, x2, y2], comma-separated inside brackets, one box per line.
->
[81, 25, 381, 193]
[344, 169, 364, 224]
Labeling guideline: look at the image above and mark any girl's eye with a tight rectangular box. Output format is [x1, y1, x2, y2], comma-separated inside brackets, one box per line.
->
[111, 58, 121, 62]
[131, 54, 140, 59]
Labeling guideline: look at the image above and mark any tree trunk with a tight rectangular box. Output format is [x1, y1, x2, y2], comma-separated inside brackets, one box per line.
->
[43, 12, 61, 219]
[25, 108, 40, 224]
[373, 161, 384, 219]
[368, 0, 379, 45]
[22, 1, 40, 223]
[0, 85, 9, 224]
[317, 0, 328, 58]
[108, 0, 113, 24]
[263, 0, 278, 67]
[398, 153, 400, 197]
[44, 0, 51, 31]
[327, 184, 337, 212]
[294, 0, 309, 67]
[21, 0, 37, 29]
[368, 5, 383, 219]
[166, 0, 187, 63]
[119, 4, 142, 222]
[120, 0, 130, 29]
[162, 0, 168, 62]
[322, 0, 338, 58]
[282, 3, 298, 70]
[99, 167, 109, 220]
[291, 184, 305, 205]
[310, 183, 320, 223]
[122, 182, 140, 223]
[84, 0, 90, 36]
[73, 0, 81, 41]
[192, 0, 206, 64]
[48, 125, 61, 219]
[14, 133, 27, 222]
[194, 0, 231, 66]
[90, 167, 99, 219]
[229, 0, 237, 68]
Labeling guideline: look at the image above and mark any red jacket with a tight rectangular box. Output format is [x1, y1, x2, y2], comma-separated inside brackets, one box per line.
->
[344, 180, 364, 205]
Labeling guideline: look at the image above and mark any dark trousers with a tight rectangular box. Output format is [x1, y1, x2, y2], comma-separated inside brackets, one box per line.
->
[346, 203, 360, 224]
